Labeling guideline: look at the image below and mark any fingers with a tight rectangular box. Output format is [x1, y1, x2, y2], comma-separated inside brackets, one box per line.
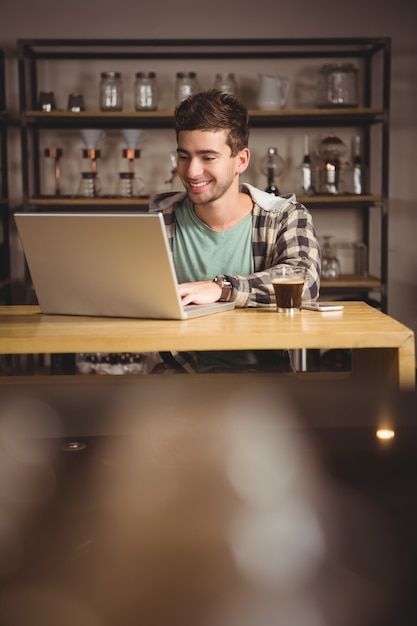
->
[179, 280, 221, 305]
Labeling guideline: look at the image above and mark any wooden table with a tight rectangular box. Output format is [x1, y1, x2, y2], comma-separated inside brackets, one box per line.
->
[0, 302, 415, 388]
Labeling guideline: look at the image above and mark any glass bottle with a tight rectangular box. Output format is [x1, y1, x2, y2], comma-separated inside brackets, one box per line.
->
[301, 134, 315, 195]
[213, 73, 238, 96]
[321, 236, 341, 279]
[175, 72, 198, 106]
[352, 135, 365, 195]
[100, 71, 123, 111]
[134, 72, 157, 111]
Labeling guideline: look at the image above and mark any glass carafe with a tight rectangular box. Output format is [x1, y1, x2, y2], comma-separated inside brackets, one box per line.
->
[115, 171, 144, 198]
[77, 171, 100, 198]
[321, 236, 341, 279]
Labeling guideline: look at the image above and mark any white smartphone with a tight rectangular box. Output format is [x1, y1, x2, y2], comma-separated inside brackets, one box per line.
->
[301, 302, 344, 312]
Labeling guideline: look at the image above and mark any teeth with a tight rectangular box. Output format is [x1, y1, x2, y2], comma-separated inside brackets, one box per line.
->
[190, 181, 209, 188]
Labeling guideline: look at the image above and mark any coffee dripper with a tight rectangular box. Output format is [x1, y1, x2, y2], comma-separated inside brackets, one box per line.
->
[78, 129, 104, 197]
[80, 129, 104, 174]
[260, 147, 285, 195]
[116, 129, 148, 196]
[165, 151, 181, 191]
[121, 129, 148, 173]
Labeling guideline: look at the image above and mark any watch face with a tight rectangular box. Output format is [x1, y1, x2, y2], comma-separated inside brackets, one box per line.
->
[213, 277, 232, 301]
[215, 277, 231, 288]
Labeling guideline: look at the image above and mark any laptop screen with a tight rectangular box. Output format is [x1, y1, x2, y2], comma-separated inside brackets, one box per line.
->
[14, 212, 234, 319]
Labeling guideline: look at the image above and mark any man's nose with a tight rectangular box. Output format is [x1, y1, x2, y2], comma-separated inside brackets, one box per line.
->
[187, 157, 204, 178]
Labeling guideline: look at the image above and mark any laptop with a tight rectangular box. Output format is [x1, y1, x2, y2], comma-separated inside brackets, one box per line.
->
[14, 212, 235, 320]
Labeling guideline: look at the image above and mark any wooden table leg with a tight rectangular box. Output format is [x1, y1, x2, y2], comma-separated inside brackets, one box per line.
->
[352, 343, 415, 390]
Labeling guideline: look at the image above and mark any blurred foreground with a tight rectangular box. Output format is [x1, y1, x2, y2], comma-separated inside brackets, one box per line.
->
[0, 375, 416, 626]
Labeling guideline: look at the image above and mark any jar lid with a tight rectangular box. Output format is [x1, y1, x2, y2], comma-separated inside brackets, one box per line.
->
[320, 63, 358, 74]
[176, 71, 197, 78]
[100, 71, 122, 79]
[119, 172, 135, 179]
[81, 171, 97, 179]
[135, 71, 156, 78]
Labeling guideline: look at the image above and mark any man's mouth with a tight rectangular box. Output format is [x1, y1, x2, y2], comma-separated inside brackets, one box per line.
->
[188, 180, 211, 190]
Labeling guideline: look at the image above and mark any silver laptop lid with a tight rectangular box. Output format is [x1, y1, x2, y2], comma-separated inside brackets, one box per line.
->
[14, 212, 234, 320]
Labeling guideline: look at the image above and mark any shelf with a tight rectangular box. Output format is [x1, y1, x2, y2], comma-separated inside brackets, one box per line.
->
[248, 107, 385, 127]
[298, 195, 382, 207]
[28, 196, 150, 209]
[321, 274, 381, 290]
[23, 107, 385, 129]
[27, 195, 381, 209]
[18, 37, 390, 60]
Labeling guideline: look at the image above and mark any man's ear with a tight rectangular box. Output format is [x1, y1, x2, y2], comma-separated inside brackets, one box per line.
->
[236, 148, 250, 175]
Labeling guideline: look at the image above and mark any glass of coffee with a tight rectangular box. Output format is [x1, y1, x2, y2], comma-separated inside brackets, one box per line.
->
[271, 266, 307, 315]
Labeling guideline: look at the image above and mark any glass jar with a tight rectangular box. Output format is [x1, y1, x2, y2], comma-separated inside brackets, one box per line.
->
[317, 63, 358, 108]
[134, 72, 157, 111]
[100, 71, 123, 111]
[175, 72, 198, 107]
[213, 73, 238, 96]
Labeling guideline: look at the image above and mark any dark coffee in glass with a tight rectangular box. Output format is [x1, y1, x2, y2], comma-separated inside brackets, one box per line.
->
[271, 266, 306, 314]
[272, 278, 304, 310]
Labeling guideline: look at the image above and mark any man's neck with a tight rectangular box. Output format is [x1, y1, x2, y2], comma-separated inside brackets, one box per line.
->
[193, 190, 253, 232]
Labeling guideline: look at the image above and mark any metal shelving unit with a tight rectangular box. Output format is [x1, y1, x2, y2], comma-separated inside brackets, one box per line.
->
[17, 38, 391, 310]
[0, 49, 11, 305]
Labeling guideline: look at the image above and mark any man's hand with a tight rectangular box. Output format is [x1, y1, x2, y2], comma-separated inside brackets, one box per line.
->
[178, 280, 222, 306]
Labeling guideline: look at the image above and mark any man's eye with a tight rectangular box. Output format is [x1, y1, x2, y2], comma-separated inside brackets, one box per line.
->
[177, 155, 189, 161]
[204, 156, 215, 161]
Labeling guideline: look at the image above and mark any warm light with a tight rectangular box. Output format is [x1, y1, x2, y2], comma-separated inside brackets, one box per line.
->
[376, 428, 395, 441]
[61, 441, 87, 452]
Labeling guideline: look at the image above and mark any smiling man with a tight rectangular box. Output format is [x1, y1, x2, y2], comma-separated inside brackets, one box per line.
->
[149, 90, 321, 373]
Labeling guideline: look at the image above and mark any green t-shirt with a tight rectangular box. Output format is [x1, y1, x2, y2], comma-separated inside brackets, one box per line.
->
[173, 196, 253, 283]
[172, 198, 288, 372]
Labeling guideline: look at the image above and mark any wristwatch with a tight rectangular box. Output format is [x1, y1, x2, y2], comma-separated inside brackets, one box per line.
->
[213, 276, 233, 302]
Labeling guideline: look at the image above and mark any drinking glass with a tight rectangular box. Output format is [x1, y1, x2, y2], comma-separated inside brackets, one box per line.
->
[271, 266, 307, 315]
[321, 236, 341, 279]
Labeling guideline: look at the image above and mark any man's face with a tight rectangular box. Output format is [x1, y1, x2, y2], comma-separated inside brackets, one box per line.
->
[176, 129, 249, 205]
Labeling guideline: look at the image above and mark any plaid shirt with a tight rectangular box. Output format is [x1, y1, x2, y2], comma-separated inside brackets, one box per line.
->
[149, 183, 321, 372]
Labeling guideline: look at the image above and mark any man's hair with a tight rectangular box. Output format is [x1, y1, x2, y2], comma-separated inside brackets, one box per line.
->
[174, 89, 250, 156]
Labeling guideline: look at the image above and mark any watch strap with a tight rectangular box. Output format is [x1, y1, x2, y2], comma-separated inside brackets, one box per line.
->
[213, 276, 233, 302]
